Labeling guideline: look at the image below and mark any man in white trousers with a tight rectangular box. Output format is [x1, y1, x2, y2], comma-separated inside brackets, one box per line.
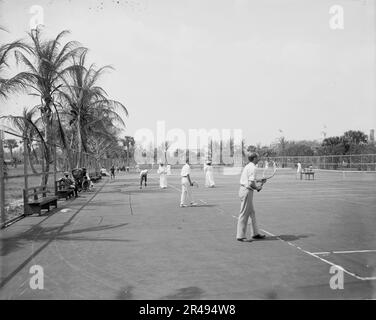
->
[180, 160, 197, 207]
[158, 163, 168, 189]
[236, 153, 267, 241]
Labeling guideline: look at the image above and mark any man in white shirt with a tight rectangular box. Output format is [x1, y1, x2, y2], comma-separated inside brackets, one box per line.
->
[237, 153, 266, 241]
[180, 160, 197, 207]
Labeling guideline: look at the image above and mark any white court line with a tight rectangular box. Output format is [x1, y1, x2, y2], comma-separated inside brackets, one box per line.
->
[313, 250, 376, 255]
[258, 230, 376, 281]
[156, 178, 376, 281]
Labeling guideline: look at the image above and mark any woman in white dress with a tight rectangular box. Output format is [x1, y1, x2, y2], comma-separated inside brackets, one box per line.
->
[204, 161, 215, 188]
[296, 162, 302, 179]
[158, 163, 168, 188]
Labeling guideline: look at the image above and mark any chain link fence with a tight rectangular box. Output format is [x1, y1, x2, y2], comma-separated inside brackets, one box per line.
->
[265, 154, 376, 171]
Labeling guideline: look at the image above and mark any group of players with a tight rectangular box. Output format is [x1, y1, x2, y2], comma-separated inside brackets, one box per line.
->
[59, 153, 269, 242]
[136, 154, 267, 241]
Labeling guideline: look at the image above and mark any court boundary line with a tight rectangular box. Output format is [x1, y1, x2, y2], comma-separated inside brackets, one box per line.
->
[161, 178, 376, 282]
[313, 250, 376, 255]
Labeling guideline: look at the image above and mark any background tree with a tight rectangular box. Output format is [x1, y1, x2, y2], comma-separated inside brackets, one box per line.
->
[4, 139, 18, 161]
[12, 28, 85, 184]
[58, 50, 127, 168]
[0, 107, 43, 173]
[0, 27, 30, 100]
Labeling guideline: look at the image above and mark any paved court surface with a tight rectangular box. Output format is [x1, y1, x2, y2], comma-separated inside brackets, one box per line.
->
[1, 168, 375, 299]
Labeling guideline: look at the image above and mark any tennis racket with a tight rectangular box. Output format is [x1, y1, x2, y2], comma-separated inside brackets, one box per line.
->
[258, 160, 277, 191]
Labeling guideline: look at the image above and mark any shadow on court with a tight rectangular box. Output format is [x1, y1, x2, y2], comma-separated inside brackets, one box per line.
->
[261, 234, 314, 242]
[159, 286, 205, 300]
[239, 234, 313, 243]
[0, 223, 131, 257]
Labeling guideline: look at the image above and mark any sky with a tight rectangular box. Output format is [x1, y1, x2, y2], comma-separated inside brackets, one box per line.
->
[0, 0, 375, 146]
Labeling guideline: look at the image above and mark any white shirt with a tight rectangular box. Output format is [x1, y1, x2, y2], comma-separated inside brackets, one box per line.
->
[158, 166, 166, 174]
[240, 162, 256, 186]
[181, 163, 191, 177]
[140, 169, 148, 176]
[297, 163, 302, 172]
[205, 165, 213, 173]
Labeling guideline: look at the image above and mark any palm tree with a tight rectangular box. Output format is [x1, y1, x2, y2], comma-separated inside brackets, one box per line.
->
[0, 107, 44, 173]
[4, 139, 18, 161]
[12, 28, 85, 184]
[0, 27, 30, 99]
[58, 50, 128, 168]
[123, 136, 135, 167]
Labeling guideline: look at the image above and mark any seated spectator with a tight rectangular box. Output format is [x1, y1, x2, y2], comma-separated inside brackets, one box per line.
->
[60, 172, 78, 197]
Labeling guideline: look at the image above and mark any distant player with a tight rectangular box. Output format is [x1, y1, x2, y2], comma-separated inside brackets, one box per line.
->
[110, 165, 115, 179]
[158, 163, 168, 189]
[296, 162, 302, 179]
[139, 168, 148, 189]
[180, 160, 197, 207]
[204, 161, 215, 187]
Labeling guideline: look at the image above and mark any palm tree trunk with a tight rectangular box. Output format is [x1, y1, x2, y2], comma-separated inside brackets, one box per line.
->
[9, 146, 13, 161]
[27, 143, 37, 174]
[77, 115, 82, 168]
[41, 108, 52, 186]
[220, 140, 223, 165]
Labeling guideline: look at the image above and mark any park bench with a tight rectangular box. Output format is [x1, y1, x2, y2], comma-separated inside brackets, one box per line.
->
[23, 186, 58, 215]
[55, 180, 74, 200]
[300, 168, 315, 180]
[89, 172, 101, 182]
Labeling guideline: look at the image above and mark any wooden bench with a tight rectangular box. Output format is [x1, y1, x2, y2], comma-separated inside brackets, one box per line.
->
[300, 169, 315, 180]
[23, 186, 58, 215]
[89, 172, 102, 183]
[55, 180, 75, 200]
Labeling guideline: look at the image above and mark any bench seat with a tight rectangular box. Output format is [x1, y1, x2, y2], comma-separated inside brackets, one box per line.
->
[24, 186, 59, 216]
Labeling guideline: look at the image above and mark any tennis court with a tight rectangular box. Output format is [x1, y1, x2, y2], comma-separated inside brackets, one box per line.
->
[0, 168, 375, 299]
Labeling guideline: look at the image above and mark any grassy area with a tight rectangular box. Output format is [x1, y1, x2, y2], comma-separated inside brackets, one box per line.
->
[3, 164, 59, 221]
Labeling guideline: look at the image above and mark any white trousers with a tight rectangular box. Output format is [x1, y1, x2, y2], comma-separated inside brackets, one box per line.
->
[180, 177, 193, 205]
[160, 174, 167, 188]
[236, 186, 259, 239]
[205, 171, 215, 187]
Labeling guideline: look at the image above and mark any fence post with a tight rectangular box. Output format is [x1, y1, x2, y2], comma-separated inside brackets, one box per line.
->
[23, 137, 28, 215]
[0, 130, 5, 226]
